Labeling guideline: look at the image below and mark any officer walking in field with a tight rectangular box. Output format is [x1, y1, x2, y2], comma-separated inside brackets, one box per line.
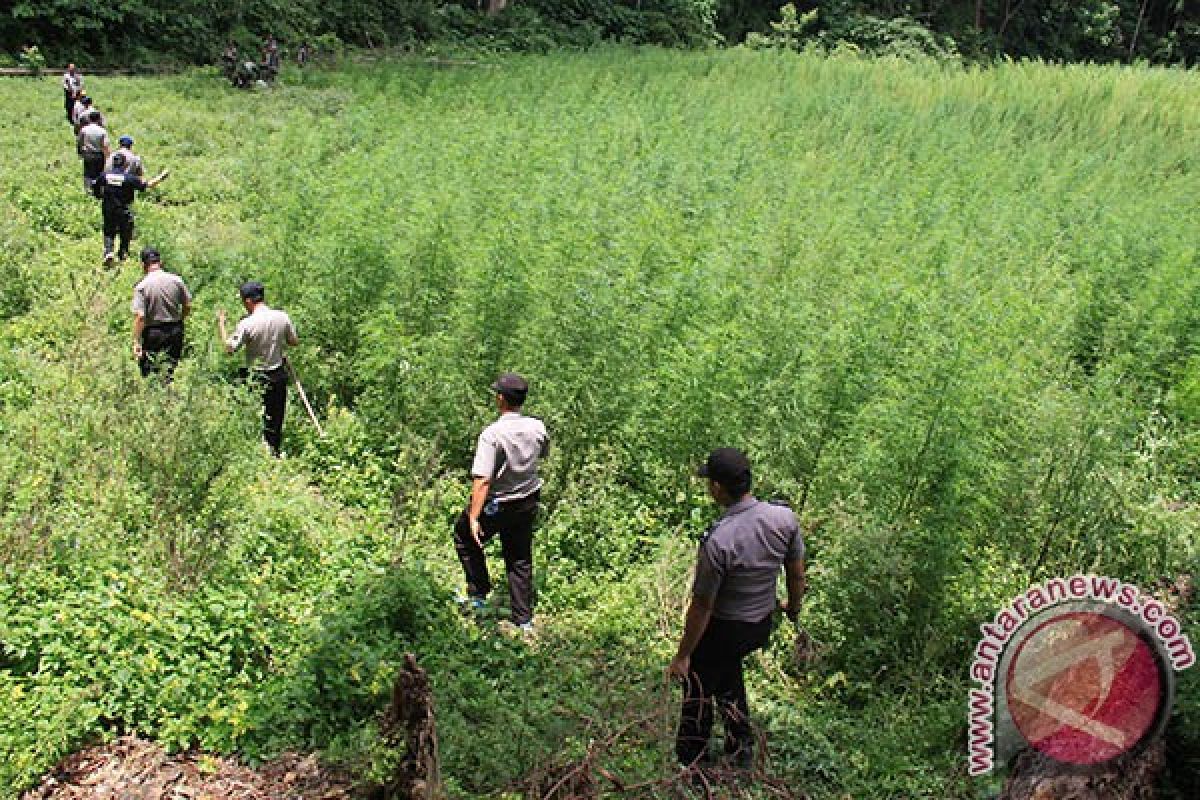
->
[217, 282, 299, 457]
[453, 373, 549, 636]
[62, 64, 83, 123]
[77, 110, 111, 191]
[131, 248, 192, 378]
[72, 95, 101, 132]
[106, 135, 144, 177]
[667, 448, 806, 769]
[91, 153, 168, 263]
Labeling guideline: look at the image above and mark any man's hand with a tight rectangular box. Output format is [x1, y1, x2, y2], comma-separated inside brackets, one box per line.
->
[666, 654, 690, 683]
[469, 516, 483, 549]
[133, 343, 143, 360]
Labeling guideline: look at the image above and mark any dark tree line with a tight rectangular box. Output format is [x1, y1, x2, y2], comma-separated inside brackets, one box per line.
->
[2, 0, 1197, 65]
[722, 0, 1199, 63]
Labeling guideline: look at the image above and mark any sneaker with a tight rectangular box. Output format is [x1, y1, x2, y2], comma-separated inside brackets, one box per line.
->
[454, 594, 487, 613]
[498, 619, 536, 640]
[103, 252, 115, 266]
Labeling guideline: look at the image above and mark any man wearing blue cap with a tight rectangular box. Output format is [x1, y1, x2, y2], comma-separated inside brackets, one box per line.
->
[107, 135, 144, 177]
[668, 448, 807, 770]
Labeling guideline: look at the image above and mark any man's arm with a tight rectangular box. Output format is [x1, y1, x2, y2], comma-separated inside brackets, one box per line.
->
[782, 558, 806, 620]
[132, 312, 145, 360]
[217, 309, 237, 354]
[286, 319, 298, 347]
[181, 300, 192, 320]
[467, 476, 490, 546]
[667, 593, 714, 680]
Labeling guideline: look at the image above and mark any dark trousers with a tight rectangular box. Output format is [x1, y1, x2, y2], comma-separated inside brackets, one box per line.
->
[260, 368, 288, 456]
[453, 492, 539, 625]
[139, 321, 184, 378]
[64, 90, 75, 123]
[102, 207, 135, 259]
[83, 154, 104, 191]
[676, 615, 774, 766]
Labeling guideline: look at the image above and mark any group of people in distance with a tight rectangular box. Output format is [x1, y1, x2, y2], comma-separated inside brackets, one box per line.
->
[64, 63, 170, 264]
[61, 56, 808, 779]
[62, 63, 298, 458]
[221, 35, 308, 88]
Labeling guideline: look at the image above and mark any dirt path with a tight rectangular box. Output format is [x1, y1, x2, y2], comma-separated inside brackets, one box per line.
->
[20, 736, 357, 800]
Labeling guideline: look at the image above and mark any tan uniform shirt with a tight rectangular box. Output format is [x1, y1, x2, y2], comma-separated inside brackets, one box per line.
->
[471, 412, 550, 503]
[691, 497, 804, 623]
[227, 305, 297, 371]
[106, 147, 144, 177]
[132, 269, 192, 324]
[78, 123, 109, 156]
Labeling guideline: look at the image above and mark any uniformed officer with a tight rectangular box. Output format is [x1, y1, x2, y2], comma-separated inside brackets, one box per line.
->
[106, 135, 144, 177]
[453, 373, 550, 634]
[90, 153, 168, 263]
[667, 448, 806, 769]
[77, 110, 110, 192]
[72, 95, 101, 133]
[217, 282, 299, 457]
[131, 248, 192, 378]
[62, 64, 83, 123]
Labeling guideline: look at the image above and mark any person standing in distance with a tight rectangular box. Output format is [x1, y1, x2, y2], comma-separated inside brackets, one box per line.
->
[62, 63, 83, 123]
[217, 282, 298, 457]
[453, 373, 549, 635]
[131, 248, 191, 379]
[667, 448, 806, 769]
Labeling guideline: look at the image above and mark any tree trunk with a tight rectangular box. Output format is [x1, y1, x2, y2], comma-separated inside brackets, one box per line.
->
[999, 738, 1165, 800]
[487, 0, 508, 16]
[381, 654, 442, 800]
[976, 0, 985, 30]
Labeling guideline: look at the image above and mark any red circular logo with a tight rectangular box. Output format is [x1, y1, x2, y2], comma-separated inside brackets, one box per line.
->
[1006, 611, 1163, 765]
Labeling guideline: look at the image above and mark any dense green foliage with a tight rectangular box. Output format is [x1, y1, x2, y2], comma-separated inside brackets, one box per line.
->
[3, 0, 1198, 65]
[1, 49, 1198, 798]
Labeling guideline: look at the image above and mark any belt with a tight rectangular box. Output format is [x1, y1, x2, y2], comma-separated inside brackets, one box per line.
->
[144, 320, 184, 330]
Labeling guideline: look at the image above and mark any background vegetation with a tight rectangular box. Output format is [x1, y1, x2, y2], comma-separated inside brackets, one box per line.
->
[1, 48, 1198, 798]
[2, 0, 1198, 66]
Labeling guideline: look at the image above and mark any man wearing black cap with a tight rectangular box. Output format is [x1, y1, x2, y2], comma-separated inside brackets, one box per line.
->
[453, 373, 550, 634]
[91, 153, 168, 264]
[667, 448, 806, 769]
[131, 248, 191, 378]
[217, 282, 299, 456]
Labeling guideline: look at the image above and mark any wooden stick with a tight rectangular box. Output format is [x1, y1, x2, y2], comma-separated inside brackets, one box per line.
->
[285, 360, 325, 437]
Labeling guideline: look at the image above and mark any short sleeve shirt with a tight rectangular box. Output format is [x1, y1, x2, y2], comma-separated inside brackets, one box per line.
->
[691, 497, 804, 623]
[106, 148, 144, 177]
[95, 171, 147, 210]
[78, 123, 109, 155]
[227, 305, 297, 371]
[471, 412, 550, 503]
[63, 72, 82, 93]
[132, 269, 191, 324]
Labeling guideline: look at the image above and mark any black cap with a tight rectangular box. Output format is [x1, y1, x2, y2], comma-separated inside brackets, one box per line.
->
[490, 372, 529, 403]
[140, 247, 160, 264]
[698, 448, 752, 494]
[239, 281, 266, 301]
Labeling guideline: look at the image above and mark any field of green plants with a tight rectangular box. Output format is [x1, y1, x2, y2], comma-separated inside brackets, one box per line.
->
[1, 49, 1198, 798]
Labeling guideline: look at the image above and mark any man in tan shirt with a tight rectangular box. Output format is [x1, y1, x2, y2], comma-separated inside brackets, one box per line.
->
[453, 373, 550, 634]
[217, 281, 299, 456]
[131, 248, 192, 378]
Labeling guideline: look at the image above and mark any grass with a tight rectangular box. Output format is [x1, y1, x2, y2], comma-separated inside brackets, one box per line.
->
[0, 48, 1198, 798]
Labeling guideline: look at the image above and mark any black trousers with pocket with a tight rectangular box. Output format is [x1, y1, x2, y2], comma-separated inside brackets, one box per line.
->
[102, 206, 135, 259]
[139, 321, 184, 378]
[240, 366, 288, 456]
[453, 491, 539, 625]
[676, 614, 774, 766]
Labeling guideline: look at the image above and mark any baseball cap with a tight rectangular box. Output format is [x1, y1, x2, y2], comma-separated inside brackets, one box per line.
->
[140, 247, 160, 264]
[490, 372, 529, 402]
[698, 448, 753, 493]
[119, 135, 133, 147]
[239, 281, 266, 301]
